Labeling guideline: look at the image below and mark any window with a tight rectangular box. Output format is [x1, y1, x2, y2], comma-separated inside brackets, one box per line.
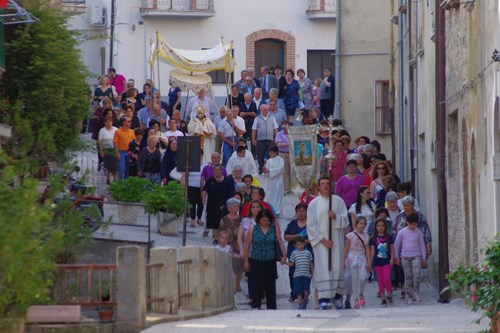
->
[307, 50, 335, 82]
[255, 39, 284, 74]
[204, 48, 234, 84]
[375, 80, 391, 135]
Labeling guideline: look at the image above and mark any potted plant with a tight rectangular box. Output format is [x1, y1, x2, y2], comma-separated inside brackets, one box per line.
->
[443, 235, 500, 333]
[142, 181, 185, 236]
[95, 280, 116, 323]
[107, 177, 149, 224]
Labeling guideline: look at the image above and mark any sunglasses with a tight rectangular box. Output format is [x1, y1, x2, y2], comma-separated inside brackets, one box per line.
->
[377, 167, 386, 170]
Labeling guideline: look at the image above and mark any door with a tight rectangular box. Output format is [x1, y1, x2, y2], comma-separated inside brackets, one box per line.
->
[255, 39, 284, 74]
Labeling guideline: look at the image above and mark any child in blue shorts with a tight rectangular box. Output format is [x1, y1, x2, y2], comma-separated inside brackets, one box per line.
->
[287, 236, 314, 309]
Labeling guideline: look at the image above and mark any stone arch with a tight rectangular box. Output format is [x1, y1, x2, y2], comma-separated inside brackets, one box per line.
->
[246, 29, 296, 71]
[461, 119, 471, 264]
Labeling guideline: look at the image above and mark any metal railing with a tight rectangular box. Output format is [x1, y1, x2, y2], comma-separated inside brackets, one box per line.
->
[146, 262, 164, 312]
[177, 258, 193, 309]
[53, 264, 117, 308]
[141, 0, 214, 11]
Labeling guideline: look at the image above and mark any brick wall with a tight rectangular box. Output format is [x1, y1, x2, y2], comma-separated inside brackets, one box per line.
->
[246, 29, 296, 70]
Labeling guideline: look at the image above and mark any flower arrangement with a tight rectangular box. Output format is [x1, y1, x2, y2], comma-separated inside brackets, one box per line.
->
[444, 235, 500, 331]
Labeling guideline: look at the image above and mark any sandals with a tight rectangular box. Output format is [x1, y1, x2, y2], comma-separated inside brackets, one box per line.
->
[399, 291, 406, 299]
[197, 219, 205, 226]
[190, 221, 196, 228]
[202, 230, 209, 237]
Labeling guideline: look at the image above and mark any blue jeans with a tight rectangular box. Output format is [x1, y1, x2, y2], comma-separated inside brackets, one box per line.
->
[223, 137, 235, 166]
[118, 151, 129, 180]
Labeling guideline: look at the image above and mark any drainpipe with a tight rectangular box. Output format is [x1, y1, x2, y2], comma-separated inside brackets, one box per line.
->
[389, 0, 396, 166]
[109, 0, 115, 68]
[334, 0, 341, 119]
[414, 0, 420, 198]
[435, 0, 450, 302]
[408, 0, 416, 189]
[398, 0, 405, 181]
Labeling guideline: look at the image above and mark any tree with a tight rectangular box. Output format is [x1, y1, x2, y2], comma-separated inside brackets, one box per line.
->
[0, 0, 89, 167]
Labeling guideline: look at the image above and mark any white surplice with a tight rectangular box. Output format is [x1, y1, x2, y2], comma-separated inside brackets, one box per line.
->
[307, 194, 348, 300]
[187, 116, 217, 163]
[263, 156, 284, 214]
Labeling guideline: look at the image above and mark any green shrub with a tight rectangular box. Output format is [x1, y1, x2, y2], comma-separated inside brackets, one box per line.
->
[142, 181, 185, 216]
[107, 177, 149, 203]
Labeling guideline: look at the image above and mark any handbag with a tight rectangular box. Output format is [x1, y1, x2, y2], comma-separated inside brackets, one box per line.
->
[273, 223, 283, 261]
[169, 167, 182, 181]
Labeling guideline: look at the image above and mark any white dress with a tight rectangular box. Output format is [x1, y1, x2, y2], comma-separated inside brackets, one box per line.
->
[307, 195, 348, 300]
[263, 156, 284, 214]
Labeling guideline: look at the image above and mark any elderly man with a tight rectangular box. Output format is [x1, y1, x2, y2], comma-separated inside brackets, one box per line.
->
[240, 76, 257, 96]
[120, 78, 136, 103]
[259, 66, 279, 100]
[138, 97, 153, 130]
[307, 177, 348, 310]
[218, 110, 244, 165]
[187, 89, 213, 119]
[236, 69, 249, 89]
[150, 102, 169, 132]
[268, 99, 287, 127]
[213, 106, 227, 153]
[251, 104, 278, 173]
[239, 93, 257, 142]
[253, 88, 266, 114]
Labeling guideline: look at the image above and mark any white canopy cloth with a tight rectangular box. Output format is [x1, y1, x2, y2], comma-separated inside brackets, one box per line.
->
[149, 33, 236, 74]
[169, 70, 212, 93]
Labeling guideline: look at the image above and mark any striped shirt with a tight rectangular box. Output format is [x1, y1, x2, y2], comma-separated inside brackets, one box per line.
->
[289, 249, 313, 278]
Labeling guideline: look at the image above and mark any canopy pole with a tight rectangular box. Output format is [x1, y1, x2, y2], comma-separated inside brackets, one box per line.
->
[149, 38, 155, 87]
[156, 31, 161, 94]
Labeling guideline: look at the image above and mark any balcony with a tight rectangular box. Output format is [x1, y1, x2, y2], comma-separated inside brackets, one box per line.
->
[140, 0, 215, 18]
[51, 0, 86, 16]
[306, 0, 336, 19]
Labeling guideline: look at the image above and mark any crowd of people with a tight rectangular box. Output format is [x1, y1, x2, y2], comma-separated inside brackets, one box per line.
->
[88, 65, 432, 312]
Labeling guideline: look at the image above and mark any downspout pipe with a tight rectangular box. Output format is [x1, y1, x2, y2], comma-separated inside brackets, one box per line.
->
[389, 0, 396, 166]
[435, 0, 450, 302]
[398, 0, 405, 180]
[109, 0, 115, 68]
[408, 0, 416, 190]
[334, 0, 341, 119]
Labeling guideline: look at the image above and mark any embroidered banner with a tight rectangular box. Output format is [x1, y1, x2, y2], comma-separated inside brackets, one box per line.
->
[288, 125, 318, 189]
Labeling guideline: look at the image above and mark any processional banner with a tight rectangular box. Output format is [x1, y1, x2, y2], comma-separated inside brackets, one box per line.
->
[288, 124, 318, 189]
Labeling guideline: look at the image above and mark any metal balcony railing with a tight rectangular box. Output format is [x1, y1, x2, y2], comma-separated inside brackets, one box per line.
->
[307, 0, 336, 19]
[140, 0, 215, 17]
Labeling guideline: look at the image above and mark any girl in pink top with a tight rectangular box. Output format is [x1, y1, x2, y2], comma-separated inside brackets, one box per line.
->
[343, 217, 371, 309]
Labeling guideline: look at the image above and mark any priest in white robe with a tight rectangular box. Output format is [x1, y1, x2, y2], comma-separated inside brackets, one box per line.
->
[307, 177, 348, 308]
[188, 105, 217, 163]
[262, 145, 284, 215]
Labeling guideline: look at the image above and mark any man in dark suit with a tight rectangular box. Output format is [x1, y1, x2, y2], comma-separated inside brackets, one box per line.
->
[239, 93, 258, 157]
[259, 66, 279, 100]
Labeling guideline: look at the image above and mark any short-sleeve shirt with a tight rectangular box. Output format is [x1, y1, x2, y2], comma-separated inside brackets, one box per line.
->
[113, 127, 135, 151]
[289, 249, 313, 278]
[98, 126, 118, 148]
[346, 231, 369, 257]
[369, 234, 394, 267]
[284, 219, 312, 258]
[218, 119, 237, 137]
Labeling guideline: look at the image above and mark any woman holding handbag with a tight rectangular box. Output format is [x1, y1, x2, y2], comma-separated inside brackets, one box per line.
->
[243, 209, 286, 309]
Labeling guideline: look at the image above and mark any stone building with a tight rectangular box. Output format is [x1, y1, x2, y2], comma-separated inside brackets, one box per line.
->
[392, 0, 500, 291]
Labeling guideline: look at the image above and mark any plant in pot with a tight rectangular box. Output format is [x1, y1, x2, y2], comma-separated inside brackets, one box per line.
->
[443, 235, 500, 333]
[107, 177, 149, 224]
[142, 181, 185, 236]
[95, 279, 116, 323]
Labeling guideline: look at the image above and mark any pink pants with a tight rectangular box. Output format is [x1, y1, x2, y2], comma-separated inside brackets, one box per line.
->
[375, 264, 392, 295]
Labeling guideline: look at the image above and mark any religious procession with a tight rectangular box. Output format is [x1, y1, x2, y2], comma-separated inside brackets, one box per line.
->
[89, 34, 431, 312]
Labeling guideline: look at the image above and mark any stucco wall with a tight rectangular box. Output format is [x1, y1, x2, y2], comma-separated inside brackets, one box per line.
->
[339, 0, 391, 154]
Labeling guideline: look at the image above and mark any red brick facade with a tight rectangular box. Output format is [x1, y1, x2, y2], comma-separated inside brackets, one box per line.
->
[245, 29, 296, 71]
